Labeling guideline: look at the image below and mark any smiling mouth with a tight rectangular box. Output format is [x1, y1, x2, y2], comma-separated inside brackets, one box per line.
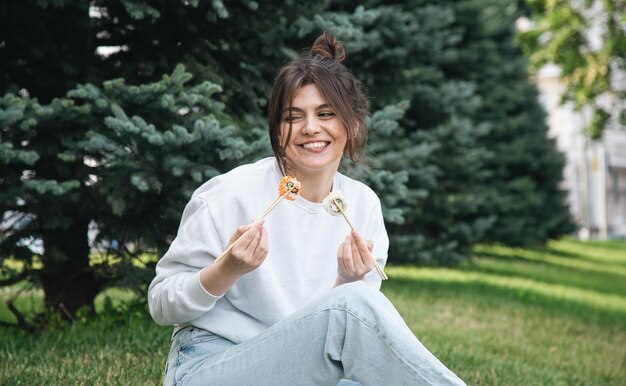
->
[301, 141, 330, 149]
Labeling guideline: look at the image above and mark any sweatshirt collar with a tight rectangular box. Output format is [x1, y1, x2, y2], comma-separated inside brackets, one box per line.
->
[270, 158, 343, 214]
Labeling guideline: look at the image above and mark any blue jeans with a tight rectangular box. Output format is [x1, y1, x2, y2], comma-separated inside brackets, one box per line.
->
[164, 281, 465, 385]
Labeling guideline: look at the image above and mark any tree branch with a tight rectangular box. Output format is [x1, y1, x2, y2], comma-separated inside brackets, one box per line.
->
[6, 300, 34, 332]
[0, 320, 21, 329]
[58, 303, 75, 322]
[0, 271, 29, 286]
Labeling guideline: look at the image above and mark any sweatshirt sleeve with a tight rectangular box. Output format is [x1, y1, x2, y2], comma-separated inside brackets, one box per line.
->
[363, 197, 390, 290]
[148, 196, 225, 326]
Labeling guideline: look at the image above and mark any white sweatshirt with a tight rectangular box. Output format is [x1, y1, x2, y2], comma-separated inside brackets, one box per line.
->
[148, 157, 389, 344]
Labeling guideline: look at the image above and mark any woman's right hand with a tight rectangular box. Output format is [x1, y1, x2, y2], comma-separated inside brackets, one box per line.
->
[199, 220, 268, 296]
[219, 220, 269, 277]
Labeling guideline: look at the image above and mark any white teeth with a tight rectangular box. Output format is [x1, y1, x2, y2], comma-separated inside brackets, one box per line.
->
[303, 142, 328, 149]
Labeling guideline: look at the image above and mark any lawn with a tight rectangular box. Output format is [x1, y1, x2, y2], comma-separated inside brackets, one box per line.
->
[1, 239, 625, 385]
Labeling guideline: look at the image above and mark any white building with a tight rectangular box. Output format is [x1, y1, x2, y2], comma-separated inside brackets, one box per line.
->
[536, 64, 626, 239]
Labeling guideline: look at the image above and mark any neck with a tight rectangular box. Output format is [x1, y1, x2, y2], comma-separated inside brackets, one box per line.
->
[287, 168, 336, 203]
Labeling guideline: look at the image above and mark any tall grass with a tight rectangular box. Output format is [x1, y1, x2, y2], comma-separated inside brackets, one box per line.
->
[1, 239, 625, 385]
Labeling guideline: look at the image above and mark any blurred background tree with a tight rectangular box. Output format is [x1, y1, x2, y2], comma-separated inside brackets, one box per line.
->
[0, 0, 574, 322]
[519, 0, 626, 139]
[449, 0, 576, 246]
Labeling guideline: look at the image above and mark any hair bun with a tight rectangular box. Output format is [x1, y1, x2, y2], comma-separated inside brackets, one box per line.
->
[310, 31, 346, 63]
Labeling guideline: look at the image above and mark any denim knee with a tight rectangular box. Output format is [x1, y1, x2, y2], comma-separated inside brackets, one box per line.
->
[327, 281, 387, 316]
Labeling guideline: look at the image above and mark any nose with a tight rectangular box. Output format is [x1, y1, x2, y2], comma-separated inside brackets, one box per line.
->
[302, 116, 322, 135]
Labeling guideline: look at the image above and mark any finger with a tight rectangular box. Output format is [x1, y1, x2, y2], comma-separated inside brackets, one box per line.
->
[236, 221, 263, 251]
[352, 232, 374, 271]
[367, 240, 374, 252]
[229, 224, 252, 246]
[244, 223, 263, 253]
[249, 219, 264, 227]
[239, 224, 252, 234]
[253, 226, 269, 262]
[350, 234, 366, 271]
[352, 231, 370, 257]
[342, 234, 354, 273]
[337, 242, 347, 273]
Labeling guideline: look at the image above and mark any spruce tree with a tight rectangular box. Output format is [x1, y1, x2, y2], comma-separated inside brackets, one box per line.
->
[0, 1, 269, 318]
[444, 0, 575, 245]
[0, 65, 261, 317]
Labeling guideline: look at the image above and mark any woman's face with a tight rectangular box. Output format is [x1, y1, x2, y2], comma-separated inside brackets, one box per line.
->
[280, 84, 347, 177]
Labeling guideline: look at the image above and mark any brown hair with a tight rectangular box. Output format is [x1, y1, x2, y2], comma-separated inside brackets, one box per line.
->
[268, 31, 369, 175]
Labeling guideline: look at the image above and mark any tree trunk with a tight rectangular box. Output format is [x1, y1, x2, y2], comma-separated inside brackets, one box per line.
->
[39, 218, 102, 319]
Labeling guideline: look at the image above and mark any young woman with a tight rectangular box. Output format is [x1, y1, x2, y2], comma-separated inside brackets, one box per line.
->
[148, 32, 465, 386]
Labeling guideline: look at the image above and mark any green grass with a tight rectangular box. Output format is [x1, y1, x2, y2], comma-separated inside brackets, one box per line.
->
[1, 239, 625, 385]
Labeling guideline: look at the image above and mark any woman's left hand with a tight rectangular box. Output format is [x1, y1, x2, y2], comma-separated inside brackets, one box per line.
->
[335, 231, 375, 286]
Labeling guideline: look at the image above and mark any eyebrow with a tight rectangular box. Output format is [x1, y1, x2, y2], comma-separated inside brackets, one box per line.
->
[282, 104, 331, 113]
